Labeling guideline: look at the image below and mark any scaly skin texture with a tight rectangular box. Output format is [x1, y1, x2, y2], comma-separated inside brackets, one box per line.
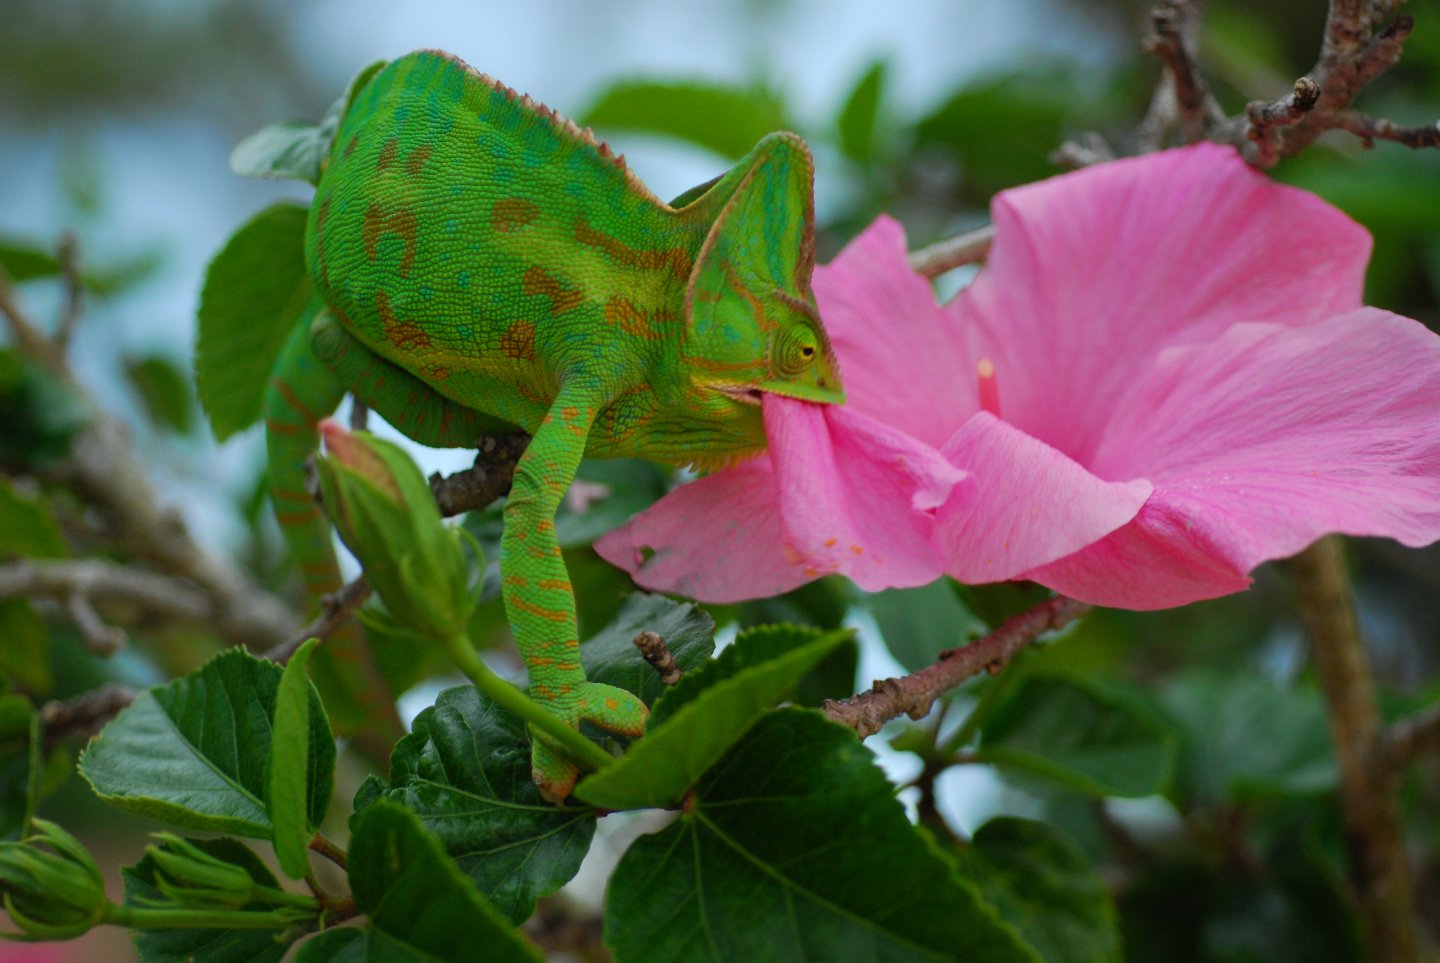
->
[277, 49, 843, 800]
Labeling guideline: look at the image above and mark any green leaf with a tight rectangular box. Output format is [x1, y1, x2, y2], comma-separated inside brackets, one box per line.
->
[605, 708, 1034, 962]
[975, 673, 1176, 798]
[230, 60, 386, 184]
[268, 639, 331, 879]
[1160, 669, 1336, 804]
[79, 649, 334, 837]
[195, 202, 313, 441]
[0, 477, 68, 558]
[0, 695, 41, 839]
[122, 837, 296, 963]
[837, 60, 887, 164]
[580, 593, 715, 707]
[347, 801, 543, 962]
[354, 685, 595, 924]
[790, 635, 858, 707]
[953, 818, 1121, 963]
[0, 238, 60, 282]
[0, 349, 88, 466]
[125, 354, 194, 434]
[582, 80, 790, 159]
[954, 581, 1054, 632]
[574, 624, 852, 810]
[869, 578, 987, 672]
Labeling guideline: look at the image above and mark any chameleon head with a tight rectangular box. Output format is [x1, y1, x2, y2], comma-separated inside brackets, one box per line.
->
[683, 130, 844, 422]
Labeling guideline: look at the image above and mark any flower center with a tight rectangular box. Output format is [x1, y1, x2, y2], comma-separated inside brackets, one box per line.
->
[976, 357, 1001, 417]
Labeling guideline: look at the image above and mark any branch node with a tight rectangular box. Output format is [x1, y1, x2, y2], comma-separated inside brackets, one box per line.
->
[633, 631, 683, 686]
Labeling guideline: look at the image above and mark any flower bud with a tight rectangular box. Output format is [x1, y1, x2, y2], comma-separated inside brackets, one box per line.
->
[143, 834, 256, 910]
[0, 819, 109, 940]
[315, 420, 475, 638]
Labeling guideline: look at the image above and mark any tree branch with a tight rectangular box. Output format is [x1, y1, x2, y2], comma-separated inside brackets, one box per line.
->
[822, 596, 1090, 738]
[1380, 701, 1440, 771]
[40, 683, 139, 748]
[906, 225, 995, 279]
[1288, 537, 1423, 963]
[262, 577, 372, 665]
[1145, 0, 1225, 143]
[429, 433, 530, 517]
[633, 631, 683, 686]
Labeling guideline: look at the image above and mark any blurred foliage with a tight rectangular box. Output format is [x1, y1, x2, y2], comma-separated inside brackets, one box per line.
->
[1, 0, 1439, 959]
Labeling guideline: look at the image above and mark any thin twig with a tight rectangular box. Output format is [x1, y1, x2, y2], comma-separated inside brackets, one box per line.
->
[1289, 537, 1423, 963]
[633, 632, 683, 685]
[429, 433, 530, 517]
[1243, 77, 1323, 166]
[65, 592, 126, 655]
[40, 683, 139, 748]
[261, 577, 373, 665]
[906, 225, 995, 279]
[1145, 0, 1225, 143]
[1380, 702, 1440, 771]
[822, 596, 1090, 739]
[55, 233, 84, 351]
[0, 558, 214, 633]
[308, 833, 348, 871]
[1332, 109, 1440, 148]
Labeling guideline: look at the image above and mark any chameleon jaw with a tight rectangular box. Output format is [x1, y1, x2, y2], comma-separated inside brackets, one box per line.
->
[709, 382, 764, 405]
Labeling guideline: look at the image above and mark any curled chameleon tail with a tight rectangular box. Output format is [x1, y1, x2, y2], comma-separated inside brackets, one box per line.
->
[258, 49, 843, 800]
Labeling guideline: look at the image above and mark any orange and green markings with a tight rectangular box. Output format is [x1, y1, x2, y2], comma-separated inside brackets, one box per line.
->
[267, 49, 843, 799]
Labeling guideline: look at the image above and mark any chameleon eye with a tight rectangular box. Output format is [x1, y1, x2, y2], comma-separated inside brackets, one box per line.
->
[776, 328, 819, 376]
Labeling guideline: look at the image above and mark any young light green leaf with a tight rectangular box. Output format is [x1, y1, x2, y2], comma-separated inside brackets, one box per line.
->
[974, 673, 1177, 798]
[952, 818, 1121, 963]
[836, 60, 887, 165]
[268, 639, 331, 880]
[574, 625, 852, 810]
[605, 708, 1035, 963]
[347, 801, 543, 962]
[195, 202, 313, 440]
[122, 837, 299, 963]
[868, 578, 987, 671]
[579, 593, 715, 707]
[581, 80, 790, 159]
[79, 649, 334, 837]
[230, 60, 386, 184]
[353, 685, 595, 924]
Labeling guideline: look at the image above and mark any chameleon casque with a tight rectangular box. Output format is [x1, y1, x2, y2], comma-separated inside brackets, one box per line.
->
[265, 49, 844, 800]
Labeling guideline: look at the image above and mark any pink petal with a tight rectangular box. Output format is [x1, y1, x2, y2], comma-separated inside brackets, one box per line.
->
[935, 412, 1152, 582]
[593, 457, 813, 604]
[812, 216, 975, 448]
[764, 396, 966, 591]
[951, 143, 1373, 467]
[1030, 309, 1440, 608]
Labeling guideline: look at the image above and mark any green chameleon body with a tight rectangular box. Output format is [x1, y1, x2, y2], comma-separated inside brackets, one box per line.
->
[265, 50, 843, 799]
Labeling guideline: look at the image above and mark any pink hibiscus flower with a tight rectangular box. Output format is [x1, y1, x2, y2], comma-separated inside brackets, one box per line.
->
[597, 143, 1440, 610]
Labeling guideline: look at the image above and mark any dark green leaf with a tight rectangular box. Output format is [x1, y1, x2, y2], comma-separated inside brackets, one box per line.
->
[347, 801, 542, 962]
[0, 349, 88, 465]
[0, 695, 40, 839]
[0, 238, 60, 282]
[196, 202, 313, 440]
[125, 354, 194, 434]
[837, 60, 887, 164]
[954, 818, 1121, 963]
[123, 837, 296, 963]
[605, 708, 1035, 962]
[0, 479, 67, 692]
[869, 578, 987, 671]
[735, 575, 852, 630]
[230, 60, 386, 184]
[975, 673, 1176, 798]
[574, 625, 852, 810]
[79, 649, 334, 837]
[1160, 669, 1336, 805]
[0, 477, 68, 557]
[580, 593, 715, 707]
[355, 685, 595, 924]
[954, 582, 1054, 632]
[790, 634, 858, 707]
[582, 80, 790, 159]
[555, 459, 667, 548]
[268, 640, 332, 879]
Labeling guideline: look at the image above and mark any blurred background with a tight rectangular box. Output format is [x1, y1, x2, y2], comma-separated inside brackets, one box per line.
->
[3, 0, 1440, 959]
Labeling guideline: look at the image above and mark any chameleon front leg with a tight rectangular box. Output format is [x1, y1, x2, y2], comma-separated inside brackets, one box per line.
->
[502, 380, 648, 801]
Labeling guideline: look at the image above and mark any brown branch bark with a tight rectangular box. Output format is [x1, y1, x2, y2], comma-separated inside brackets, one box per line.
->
[633, 631, 683, 686]
[1289, 537, 1425, 963]
[822, 596, 1091, 739]
[1381, 702, 1440, 772]
[1146, 0, 1225, 143]
[40, 683, 139, 748]
[262, 577, 373, 665]
[430, 433, 531, 516]
[906, 225, 995, 279]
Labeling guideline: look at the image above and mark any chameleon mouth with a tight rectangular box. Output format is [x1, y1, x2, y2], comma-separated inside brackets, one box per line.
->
[711, 383, 764, 405]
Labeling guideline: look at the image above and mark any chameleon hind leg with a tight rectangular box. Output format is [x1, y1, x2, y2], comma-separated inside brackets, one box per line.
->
[502, 380, 648, 801]
[308, 308, 515, 447]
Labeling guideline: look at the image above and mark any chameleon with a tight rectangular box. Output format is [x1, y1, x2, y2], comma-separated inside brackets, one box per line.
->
[264, 49, 844, 800]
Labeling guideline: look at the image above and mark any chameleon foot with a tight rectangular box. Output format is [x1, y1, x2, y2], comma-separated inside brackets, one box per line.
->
[531, 681, 647, 803]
